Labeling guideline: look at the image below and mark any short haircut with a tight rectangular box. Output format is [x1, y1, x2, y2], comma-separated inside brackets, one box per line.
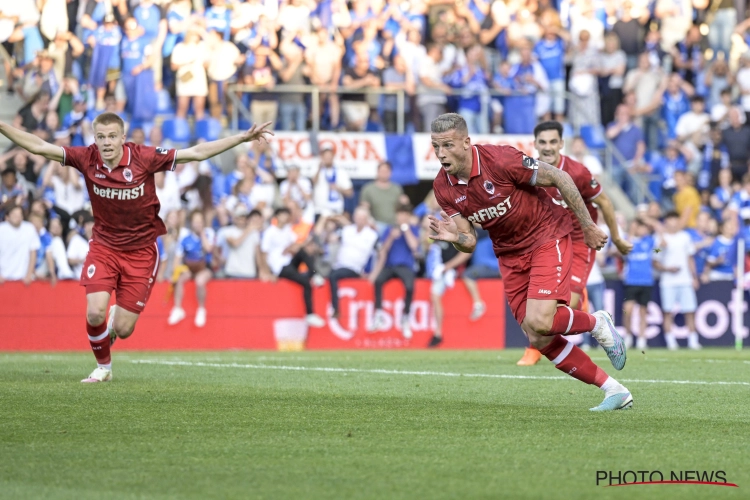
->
[690, 95, 705, 104]
[431, 113, 468, 135]
[4, 203, 22, 216]
[396, 203, 413, 214]
[378, 160, 392, 169]
[533, 121, 564, 139]
[92, 112, 125, 134]
[189, 209, 204, 222]
[664, 211, 680, 220]
[249, 209, 262, 218]
[274, 207, 291, 217]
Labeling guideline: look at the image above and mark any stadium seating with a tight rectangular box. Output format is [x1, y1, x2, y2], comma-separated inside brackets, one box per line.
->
[580, 124, 606, 150]
[162, 118, 191, 147]
[195, 118, 223, 142]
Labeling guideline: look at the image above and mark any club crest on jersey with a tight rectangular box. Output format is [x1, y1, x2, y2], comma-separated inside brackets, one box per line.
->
[123, 168, 133, 183]
[156, 147, 169, 155]
[87, 264, 96, 279]
[483, 180, 495, 195]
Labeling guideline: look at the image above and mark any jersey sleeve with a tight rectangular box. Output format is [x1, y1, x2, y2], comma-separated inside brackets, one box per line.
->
[484, 145, 538, 187]
[139, 144, 178, 174]
[432, 179, 460, 218]
[61, 145, 94, 172]
[572, 163, 603, 201]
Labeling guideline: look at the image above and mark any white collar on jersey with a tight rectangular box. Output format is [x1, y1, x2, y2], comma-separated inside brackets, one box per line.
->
[98, 146, 132, 172]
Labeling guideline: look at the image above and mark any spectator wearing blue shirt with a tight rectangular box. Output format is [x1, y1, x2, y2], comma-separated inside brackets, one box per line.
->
[119, 17, 156, 124]
[451, 44, 489, 134]
[687, 211, 717, 279]
[606, 104, 647, 196]
[661, 73, 692, 140]
[88, 15, 122, 109]
[651, 143, 686, 203]
[699, 128, 730, 192]
[728, 174, 750, 222]
[461, 230, 500, 322]
[369, 205, 419, 339]
[133, 0, 168, 89]
[704, 217, 738, 282]
[710, 168, 734, 216]
[534, 24, 567, 121]
[622, 219, 656, 350]
[490, 60, 512, 133]
[169, 210, 215, 328]
[503, 41, 548, 134]
[205, 0, 232, 41]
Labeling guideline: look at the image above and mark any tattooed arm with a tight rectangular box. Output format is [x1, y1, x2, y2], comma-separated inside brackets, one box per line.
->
[532, 161, 608, 250]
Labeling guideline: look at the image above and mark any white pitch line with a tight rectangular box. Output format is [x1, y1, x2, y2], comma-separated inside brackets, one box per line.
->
[130, 359, 750, 387]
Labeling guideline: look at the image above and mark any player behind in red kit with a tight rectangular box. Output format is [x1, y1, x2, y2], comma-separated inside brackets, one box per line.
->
[427, 114, 631, 411]
[515, 121, 634, 366]
[0, 113, 273, 383]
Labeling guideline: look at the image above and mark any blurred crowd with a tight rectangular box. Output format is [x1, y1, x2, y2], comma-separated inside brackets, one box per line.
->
[2, 0, 750, 336]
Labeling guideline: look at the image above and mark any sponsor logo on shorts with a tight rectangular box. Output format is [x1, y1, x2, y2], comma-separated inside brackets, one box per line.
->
[455, 195, 466, 204]
[87, 264, 96, 278]
[123, 168, 133, 183]
[483, 180, 495, 195]
[556, 266, 562, 271]
[538, 289, 552, 295]
[95, 173, 106, 178]
[93, 182, 145, 200]
[136, 301, 145, 307]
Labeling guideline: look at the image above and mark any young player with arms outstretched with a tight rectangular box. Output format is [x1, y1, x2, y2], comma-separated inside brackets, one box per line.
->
[427, 114, 631, 411]
[0, 113, 273, 383]
[515, 121, 634, 366]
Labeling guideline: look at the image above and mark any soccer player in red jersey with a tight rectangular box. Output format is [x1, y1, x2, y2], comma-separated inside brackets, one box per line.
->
[0, 113, 273, 383]
[428, 114, 632, 411]
[515, 121, 634, 366]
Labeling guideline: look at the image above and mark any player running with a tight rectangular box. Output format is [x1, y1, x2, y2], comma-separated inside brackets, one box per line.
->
[0, 113, 273, 383]
[515, 121, 633, 366]
[428, 114, 631, 411]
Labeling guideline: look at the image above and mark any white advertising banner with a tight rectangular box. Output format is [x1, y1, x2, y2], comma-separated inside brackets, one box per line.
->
[412, 133, 536, 180]
[269, 132, 387, 179]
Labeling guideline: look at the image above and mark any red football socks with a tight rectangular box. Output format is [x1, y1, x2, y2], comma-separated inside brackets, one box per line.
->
[549, 305, 596, 335]
[539, 335, 608, 387]
[87, 320, 111, 366]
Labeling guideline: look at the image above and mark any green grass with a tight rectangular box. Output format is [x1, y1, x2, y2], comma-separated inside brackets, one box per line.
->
[1, 349, 749, 499]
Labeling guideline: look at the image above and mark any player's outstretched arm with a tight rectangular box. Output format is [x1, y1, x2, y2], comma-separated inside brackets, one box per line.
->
[534, 161, 608, 250]
[594, 190, 633, 255]
[428, 211, 477, 253]
[175, 122, 274, 163]
[0, 121, 63, 162]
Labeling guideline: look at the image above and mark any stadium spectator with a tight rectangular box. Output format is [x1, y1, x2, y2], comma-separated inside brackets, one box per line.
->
[461, 230, 500, 322]
[279, 165, 313, 222]
[662, 73, 692, 141]
[567, 30, 599, 131]
[673, 171, 701, 228]
[703, 58, 733, 111]
[728, 174, 750, 221]
[710, 88, 734, 130]
[611, 2, 647, 70]
[689, 211, 717, 282]
[260, 206, 326, 327]
[359, 161, 406, 229]
[340, 47, 381, 132]
[277, 36, 308, 132]
[736, 53, 750, 122]
[46, 216, 75, 281]
[675, 96, 710, 143]
[305, 26, 343, 130]
[423, 216, 471, 348]
[504, 39, 548, 134]
[606, 104, 646, 191]
[671, 25, 704, 88]
[0, 166, 28, 218]
[88, 14, 122, 110]
[598, 32, 627, 127]
[568, 136, 603, 177]
[328, 206, 379, 320]
[169, 210, 215, 328]
[624, 52, 667, 151]
[417, 43, 450, 132]
[704, 217, 739, 282]
[312, 146, 353, 217]
[721, 108, 750, 182]
[171, 26, 209, 120]
[206, 28, 244, 118]
[382, 54, 414, 133]
[368, 204, 419, 338]
[21, 51, 59, 101]
[244, 46, 281, 127]
[41, 161, 85, 220]
[657, 211, 702, 350]
[216, 206, 262, 279]
[622, 218, 657, 350]
[66, 213, 93, 280]
[534, 11, 568, 123]
[0, 204, 40, 284]
[14, 91, 50, 132]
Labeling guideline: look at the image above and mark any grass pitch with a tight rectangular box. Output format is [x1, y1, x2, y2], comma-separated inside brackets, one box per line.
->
[1, 349, 749, 499]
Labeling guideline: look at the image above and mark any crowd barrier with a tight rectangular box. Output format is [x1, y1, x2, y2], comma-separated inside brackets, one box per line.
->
[0, 279, 505, 351]
[504, 281, 749, 348]
[267, 132, 535, 182]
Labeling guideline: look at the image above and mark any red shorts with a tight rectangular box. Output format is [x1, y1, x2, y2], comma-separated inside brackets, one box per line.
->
[498, 234, 572, 325]
[80, 240, 160, 314]
[570, 239, 594, 295]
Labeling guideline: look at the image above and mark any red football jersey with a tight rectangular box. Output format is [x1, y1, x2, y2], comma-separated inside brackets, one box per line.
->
[539, 155, 602, 243]
[62, 143, 177, 251]
[433, 144, 572, 256]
